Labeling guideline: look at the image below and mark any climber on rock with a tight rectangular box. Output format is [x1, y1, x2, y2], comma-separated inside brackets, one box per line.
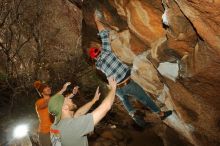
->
[88, 9, 172, 128]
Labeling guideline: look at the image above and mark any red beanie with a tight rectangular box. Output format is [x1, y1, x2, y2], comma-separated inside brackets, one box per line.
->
[89, 47, 100, 59]
[34, 80, 48, 93]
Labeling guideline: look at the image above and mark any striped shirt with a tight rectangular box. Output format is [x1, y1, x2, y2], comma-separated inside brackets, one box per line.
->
[95, 29, 130, 83]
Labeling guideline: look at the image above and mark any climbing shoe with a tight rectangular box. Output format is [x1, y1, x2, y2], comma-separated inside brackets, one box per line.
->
[160, 110, 172, 120]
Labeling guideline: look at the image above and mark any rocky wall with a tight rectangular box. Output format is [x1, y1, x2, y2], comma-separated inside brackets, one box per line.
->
[82, 0, 220, 145]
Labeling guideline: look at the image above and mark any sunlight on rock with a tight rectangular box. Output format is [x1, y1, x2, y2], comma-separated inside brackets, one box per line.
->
[157, 62, 179, 82]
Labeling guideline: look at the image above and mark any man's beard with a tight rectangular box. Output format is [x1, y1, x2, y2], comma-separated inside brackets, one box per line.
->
[70, 104, 77, 111]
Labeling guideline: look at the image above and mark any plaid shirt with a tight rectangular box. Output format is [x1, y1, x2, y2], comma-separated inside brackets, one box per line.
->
[95, 29, 130, 83]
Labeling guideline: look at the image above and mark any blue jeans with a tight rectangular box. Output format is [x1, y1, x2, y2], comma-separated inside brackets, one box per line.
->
[116, 80, 160, 115]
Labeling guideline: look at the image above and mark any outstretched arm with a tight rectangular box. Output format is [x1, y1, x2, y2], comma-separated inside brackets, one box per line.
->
[74, 87, 101, 118]
[94, 10, 105, 32]
[92, 77, 117, 126]
[94, 11, 111, 52]
[56, 82, 71, 95]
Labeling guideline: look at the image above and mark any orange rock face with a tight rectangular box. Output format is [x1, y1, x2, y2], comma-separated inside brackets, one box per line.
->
[82, 0, 220, 145]
[125, 0, 165, 44]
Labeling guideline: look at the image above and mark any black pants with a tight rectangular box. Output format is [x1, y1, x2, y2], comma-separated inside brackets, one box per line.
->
[39, 133, 52, 146]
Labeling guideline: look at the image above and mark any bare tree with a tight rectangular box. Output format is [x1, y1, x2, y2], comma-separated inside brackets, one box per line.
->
[0, 0, 43, 114]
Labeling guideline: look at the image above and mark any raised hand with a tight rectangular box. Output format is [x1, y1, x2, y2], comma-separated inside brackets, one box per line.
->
[107, 76, 117, 90]
[94, 9, 103, 22]
[72, 86, 79, 95]
[92, 86, 101, 103]
[62, 82, 71, 91]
